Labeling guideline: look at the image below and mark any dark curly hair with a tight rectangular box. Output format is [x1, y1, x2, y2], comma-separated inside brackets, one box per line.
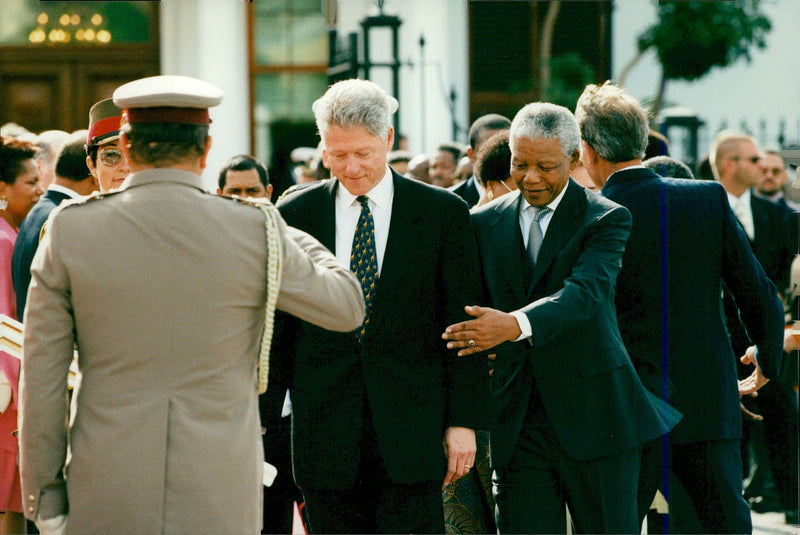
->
[473, 130, 511, 187]
[0, 136, 39, 185]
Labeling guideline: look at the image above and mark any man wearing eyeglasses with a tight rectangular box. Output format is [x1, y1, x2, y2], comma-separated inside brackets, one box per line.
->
[712, 131, 799, 525]
[84, 98, 129, 192]
[755, 150, 792, 207]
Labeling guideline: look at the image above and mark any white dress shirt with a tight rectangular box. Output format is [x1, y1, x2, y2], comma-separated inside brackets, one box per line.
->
[510, 184, 569, 341]
[334, 167, 394, 275]
[727, 189, 755, 241]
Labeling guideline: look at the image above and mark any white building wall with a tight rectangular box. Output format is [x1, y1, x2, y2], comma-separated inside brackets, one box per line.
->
[159, 0, 250, 191]
[332, 0, 470, 155]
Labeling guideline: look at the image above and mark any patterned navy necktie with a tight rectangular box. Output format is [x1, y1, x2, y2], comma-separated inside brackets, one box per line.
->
[350, 196, 378, 343]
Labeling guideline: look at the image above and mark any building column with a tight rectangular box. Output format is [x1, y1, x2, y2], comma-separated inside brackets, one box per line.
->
[160, 0, 249, 190]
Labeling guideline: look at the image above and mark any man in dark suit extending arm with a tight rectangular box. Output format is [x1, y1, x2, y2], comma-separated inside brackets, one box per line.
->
[576, 81, 784, 534]
[270, 78, 487, 534]
[443, 102, 678, 534]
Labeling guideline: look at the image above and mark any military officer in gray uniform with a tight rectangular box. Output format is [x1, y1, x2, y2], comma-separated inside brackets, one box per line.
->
[18, 75, 365, 535]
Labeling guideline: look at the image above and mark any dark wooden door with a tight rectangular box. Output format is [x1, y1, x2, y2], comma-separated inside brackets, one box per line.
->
[0, 46, 159, 134]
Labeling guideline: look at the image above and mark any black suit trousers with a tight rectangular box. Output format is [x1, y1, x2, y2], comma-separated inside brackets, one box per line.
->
[638, 437, 752, 534]
[493, 388, 641, 534]
[300, 395, 444, 534]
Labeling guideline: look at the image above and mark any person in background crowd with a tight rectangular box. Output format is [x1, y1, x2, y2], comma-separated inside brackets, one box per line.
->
[450, 114, 511, 208]
[711, 131, 799, 526]
[644, 129, 669, 161]
[84, 99, 129, 193]
[0, 136, 42, 535]
[473, 130, 516, 207]
[405, 152, 431, 184]
[578, 82, 784, 533]
[453, 155, 472, 186]
[643, 155, 696, 180]
[31, 131, 69, 192]
[216, 152, 294, 535]
[429, 142, 463, 188]
[271, 78, 487, 534]
[218, 154, 272, 201]
[12, 130, 97, 319]
[695, 154, 715, 180]
[755, 149, 793, 211]
[0, 124, 29, 139]
[387, 150, 412, 176]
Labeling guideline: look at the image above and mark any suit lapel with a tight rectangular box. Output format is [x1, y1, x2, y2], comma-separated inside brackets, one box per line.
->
[303, 179, 338, 253]
[528, 179, 585, 294]
[367, 172, 421, 328]
[488, 192, 529, 303]
[45, 189, 71, 205]
[750, 194, 768, 247]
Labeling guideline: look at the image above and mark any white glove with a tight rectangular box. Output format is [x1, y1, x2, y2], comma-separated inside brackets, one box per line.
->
[262, 462, 278, 487]
[35, 514, 67, 535]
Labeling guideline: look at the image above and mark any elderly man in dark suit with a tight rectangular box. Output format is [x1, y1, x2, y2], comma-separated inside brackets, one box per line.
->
[270, 78, 487, 534]
[576, 81, 784, 533]
[443, 101, 677, 534]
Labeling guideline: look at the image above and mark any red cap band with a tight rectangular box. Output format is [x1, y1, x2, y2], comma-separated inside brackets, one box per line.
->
[123, 107, 211, 125]
[87, 115, 122, 144]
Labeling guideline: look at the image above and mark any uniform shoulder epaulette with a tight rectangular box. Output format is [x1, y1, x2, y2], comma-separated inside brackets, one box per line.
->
[58, 189, 124, 211]
[226, 195, 276, 209]
[277, 178, 329, 203]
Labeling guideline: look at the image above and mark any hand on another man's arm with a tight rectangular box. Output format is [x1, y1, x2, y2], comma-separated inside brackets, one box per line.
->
[442, 306, 522, 356]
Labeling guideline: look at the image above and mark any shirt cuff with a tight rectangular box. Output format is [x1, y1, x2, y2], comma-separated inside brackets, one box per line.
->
[509, 310, 532, 342]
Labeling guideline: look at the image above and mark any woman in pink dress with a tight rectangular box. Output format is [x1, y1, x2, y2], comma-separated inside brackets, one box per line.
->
[0, 136, 43, 535]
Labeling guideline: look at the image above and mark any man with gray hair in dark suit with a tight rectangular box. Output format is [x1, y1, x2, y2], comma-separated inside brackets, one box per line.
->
[576, 81, 784, 534]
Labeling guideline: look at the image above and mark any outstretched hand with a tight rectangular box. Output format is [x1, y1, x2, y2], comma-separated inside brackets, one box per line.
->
[738, 345, 770, 398]
[442, 306, 521, 356]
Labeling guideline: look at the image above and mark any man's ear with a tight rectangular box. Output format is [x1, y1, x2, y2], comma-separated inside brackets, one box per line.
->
[119, 132, 132, 164]
[581, 141, 597, 165]
[569, 149, 581, 169]
[199, 135, 213, 170]
[386, 126, 394, 151]
[86, 155, 99, 179]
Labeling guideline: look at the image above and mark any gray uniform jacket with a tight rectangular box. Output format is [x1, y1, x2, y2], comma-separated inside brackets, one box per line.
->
[18, 169, 364, 534]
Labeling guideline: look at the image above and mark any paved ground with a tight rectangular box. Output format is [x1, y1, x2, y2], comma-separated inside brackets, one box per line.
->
[290, 502, 800, 534]
[753, 510, 800, 535]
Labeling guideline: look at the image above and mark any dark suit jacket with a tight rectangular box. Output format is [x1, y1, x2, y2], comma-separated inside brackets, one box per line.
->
[602, 168, 784, 444]
[471, 180, 677, 469]
[723, 192, 794, 361]
[448, 176, 480, 208]
[270, 171, 488, 489]
[11, 188, 72, 317]
[749, 192, 796, 296]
